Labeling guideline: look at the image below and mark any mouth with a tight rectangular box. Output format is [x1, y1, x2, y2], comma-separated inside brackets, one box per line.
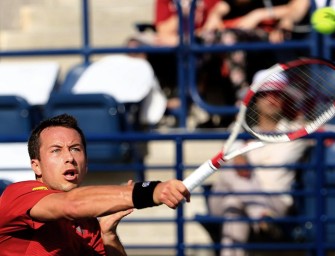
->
[63, 169, 78, 181]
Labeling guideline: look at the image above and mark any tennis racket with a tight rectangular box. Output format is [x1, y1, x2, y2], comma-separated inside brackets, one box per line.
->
[183, 57, 335, 192]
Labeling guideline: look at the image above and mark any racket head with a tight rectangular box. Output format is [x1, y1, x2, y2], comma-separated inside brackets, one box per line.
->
[241, 57, 335, 143]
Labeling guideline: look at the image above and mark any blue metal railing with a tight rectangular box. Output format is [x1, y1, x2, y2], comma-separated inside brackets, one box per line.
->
[1, 0, 335, 255]
[0, 131, 333, 256]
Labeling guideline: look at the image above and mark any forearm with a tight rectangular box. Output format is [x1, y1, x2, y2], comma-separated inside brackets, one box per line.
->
[103, 233, 127, 256]
[65, 185, 134, 218]
[202, 1, 230, 31]
[265, 0, 310, 23]
[249, 7, 285, 22]
[285, 0, 310, 23]
[31, 184, 134, 221]
[156, 16, 178, 37]
[30, 180, 189, 221]
[155, 16, 179, 46]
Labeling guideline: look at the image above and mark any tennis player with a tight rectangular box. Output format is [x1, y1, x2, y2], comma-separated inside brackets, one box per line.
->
[0, 114, 190, 255]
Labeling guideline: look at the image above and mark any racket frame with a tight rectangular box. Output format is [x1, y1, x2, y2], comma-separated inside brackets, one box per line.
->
[183, 57, 335, 192]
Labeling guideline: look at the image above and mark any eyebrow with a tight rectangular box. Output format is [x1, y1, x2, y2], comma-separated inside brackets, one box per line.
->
[48, 142, 83, 149]
[70, 143, 84, 149]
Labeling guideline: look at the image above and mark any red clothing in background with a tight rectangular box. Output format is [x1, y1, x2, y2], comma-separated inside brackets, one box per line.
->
[154, 0, 220, 29]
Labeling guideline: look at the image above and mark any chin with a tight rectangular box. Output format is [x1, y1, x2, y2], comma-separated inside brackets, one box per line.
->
[61, 183, 79, 192]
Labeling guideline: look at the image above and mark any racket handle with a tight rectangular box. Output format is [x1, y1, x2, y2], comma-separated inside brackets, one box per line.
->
[183, 152, 223, 192]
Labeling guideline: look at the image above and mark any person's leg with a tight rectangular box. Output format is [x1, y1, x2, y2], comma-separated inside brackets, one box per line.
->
[219, 196, 251, 256]
[209, 170, 262, 256]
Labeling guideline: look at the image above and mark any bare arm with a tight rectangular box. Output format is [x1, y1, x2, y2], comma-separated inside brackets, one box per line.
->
[155, 15, 180, 45]
[29, 179, 190, 221]
[156, 15, 179, 37]
[100, 209, 133, 256]
[202, 1, 230, 32]
[269, 0, 310, 43]
[282, 0, 310, 23]
[104, 235, 127, 256]
[30, 184, 134, 221]
[236, 0, 310, 30]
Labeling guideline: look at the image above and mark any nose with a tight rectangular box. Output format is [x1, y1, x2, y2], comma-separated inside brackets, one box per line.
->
[64, 149, 75, 163]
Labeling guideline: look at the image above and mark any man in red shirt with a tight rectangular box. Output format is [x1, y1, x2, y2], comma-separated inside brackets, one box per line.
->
[0, 114, 190, 255]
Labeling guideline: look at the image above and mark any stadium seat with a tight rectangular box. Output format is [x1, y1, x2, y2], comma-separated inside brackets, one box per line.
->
[70, 55, 167, 127]
[0, 96, 35, 183]
[44, 93, 133, 166]
[0, 179, 12, 195]
[54, 62, 89, 93]
[0, 95, 32, 138]
[54, 57, 168, 129]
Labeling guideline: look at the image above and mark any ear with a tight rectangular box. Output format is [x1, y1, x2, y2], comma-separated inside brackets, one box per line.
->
[31, 159, 42, 177]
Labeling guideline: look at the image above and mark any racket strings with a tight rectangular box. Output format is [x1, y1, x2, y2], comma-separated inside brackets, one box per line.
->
[290, 64, 335, 124]
[245, 62, 335, 137]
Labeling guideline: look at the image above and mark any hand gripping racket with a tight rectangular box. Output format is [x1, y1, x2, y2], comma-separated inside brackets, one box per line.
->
[183, 57, 335, 192]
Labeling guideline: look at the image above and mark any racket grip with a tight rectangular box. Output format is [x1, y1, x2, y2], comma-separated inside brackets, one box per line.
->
[182, 160, 219, 192]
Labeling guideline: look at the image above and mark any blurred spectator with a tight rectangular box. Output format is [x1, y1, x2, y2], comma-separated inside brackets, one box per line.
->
[154, 0, 224, 45]
[155, 0, 238, 127]
[194, 0, 311, 129]
[199, 0, 311, 102]
[208, 69, 311, 256]
[128, 0, 311, 128]
[127, 0, 235, 127]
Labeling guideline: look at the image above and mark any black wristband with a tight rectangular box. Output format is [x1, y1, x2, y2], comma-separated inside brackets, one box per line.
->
[132, 181, 161, 209]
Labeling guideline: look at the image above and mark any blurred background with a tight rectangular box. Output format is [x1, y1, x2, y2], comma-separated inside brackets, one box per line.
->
[1, 0, 335, 256]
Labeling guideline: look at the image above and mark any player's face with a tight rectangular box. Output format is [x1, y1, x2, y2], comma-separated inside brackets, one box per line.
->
[256, 91, 284, 117]
[31, 126, 88, 192]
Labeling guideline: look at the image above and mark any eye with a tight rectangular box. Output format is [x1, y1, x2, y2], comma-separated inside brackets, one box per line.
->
[51, 148, 60, 153]
[70, 147, 81, 152]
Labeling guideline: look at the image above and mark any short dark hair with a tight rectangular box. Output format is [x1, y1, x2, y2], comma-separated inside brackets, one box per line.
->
[28, 114, 87, 160]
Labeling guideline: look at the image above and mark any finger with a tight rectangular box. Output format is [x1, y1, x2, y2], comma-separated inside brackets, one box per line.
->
[172, 190, 187, 204]
[176, 182, 191, 202]
[163, 199, 178, 209]
[113, 209, 134, 220]
[184, 192, 191, 203]
[165, 188, 189, 207]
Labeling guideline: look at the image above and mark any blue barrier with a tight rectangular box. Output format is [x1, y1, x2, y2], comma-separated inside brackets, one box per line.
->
[1, 0, 335, 255]
[0, 131, 334, 255]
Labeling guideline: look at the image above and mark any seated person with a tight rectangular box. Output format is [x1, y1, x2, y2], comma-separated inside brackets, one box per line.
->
[200, 0, 311, 105]
[127, 0, 230, 127]
[208, 69, 311, 256]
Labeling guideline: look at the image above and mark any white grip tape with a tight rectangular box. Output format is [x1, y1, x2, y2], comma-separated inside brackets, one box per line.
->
[182, 160, 218, 192]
